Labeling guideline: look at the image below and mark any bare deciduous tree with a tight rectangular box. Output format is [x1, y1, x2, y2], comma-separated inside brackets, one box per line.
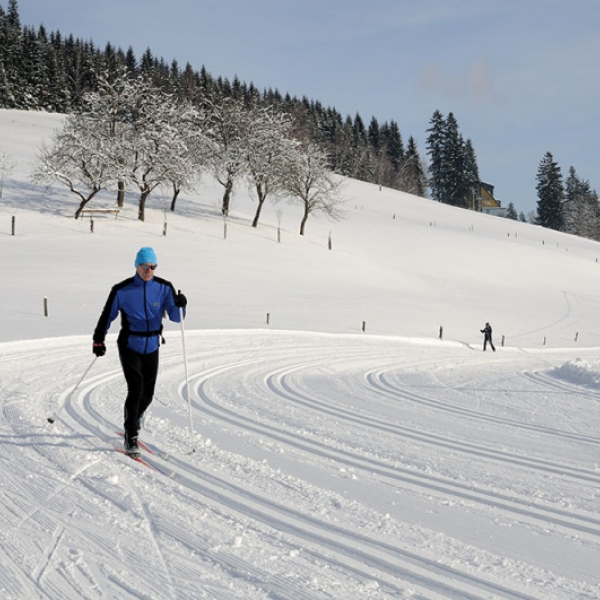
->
[0, 150, 18, 198]
[203, 97, 250, 216]
[32, 115, 113, 218]
[284, 142, 345, 235]
[245, 106, 299, 228]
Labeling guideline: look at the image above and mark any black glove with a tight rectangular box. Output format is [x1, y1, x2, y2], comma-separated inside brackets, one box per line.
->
[174, 292, 187, 308]
[93, 342, 106, 357]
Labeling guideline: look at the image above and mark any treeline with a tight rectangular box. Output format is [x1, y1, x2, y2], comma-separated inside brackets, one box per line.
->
[0, 0, 427, 196]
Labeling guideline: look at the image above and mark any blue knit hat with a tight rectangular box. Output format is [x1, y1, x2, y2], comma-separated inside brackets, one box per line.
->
[135, 247, 157, 267]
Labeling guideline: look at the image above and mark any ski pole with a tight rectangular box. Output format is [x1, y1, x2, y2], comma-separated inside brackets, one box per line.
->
[48, 356, 98, 424]
[179, 294, 195, 451]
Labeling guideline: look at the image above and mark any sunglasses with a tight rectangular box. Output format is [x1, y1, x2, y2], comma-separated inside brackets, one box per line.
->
[140, 264, 157, 271]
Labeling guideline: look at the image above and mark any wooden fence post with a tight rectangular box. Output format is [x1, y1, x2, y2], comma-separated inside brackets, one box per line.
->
[44, 296, 48, 317]
[439, 326, 443, 340]
[362, 321, 366, 332]
[11, 215, 15, 236]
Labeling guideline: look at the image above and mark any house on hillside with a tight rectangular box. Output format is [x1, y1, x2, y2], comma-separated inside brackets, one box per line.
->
[478, 182, 507, 217]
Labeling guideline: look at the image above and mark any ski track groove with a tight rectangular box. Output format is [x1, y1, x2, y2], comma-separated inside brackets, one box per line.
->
[123, 480, 178, 600]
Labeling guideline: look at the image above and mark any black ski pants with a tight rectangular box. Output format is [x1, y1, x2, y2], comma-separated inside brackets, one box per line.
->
[119, 345, 159, 439]
[483, 335, 495, 352]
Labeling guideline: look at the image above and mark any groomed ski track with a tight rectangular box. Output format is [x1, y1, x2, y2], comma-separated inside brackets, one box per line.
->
[1, 330, 599, 599]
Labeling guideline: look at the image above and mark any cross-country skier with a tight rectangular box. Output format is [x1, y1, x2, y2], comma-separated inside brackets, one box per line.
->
[92, 247, 187, 455]
[480, 322, 496, 352]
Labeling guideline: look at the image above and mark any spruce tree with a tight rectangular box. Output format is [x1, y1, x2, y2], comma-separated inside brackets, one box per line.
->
[506, 202, 518, 220]
[426, 110, 446, 202]
[564, 166, 599, 240]
[463, 139, 480, 210]
[535, 152, 564, 231]
[400, 136, 427, 197]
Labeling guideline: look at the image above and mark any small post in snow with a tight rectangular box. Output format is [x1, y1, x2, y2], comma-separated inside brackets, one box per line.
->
[575, 332, 579, 342]
[11, 215, 15, 236]
[328, 232, 332, 251]
[44, 296, 48, 317]
[362, 321, 366, 333]
[439, 326, 443, 340]
[501, 335, 505, 347]
[266, 313, 270, 325]
[276, 209, 283, 244]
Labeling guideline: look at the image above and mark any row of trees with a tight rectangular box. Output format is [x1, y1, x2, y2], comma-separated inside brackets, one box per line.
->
[536, 152, 600, 240]
[33, 71, 344, 234]
[0, 0, 427, 198]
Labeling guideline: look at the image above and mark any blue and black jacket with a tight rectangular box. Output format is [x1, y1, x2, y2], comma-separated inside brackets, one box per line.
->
[93, 274, 184, 355]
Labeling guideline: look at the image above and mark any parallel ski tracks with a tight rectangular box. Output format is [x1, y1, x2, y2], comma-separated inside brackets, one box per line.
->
[68, 385, 542, 600]
[188, 358, 600, 537]
[5, 337, 598, 599]
[369, 368, 600, 447]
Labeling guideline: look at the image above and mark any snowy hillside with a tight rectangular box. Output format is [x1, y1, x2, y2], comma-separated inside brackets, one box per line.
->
[1, 108, 599, 599]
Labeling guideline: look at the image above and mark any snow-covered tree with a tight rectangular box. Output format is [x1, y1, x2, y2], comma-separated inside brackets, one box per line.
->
[563, 166, 599, 240]
[124, 85, 200, 221]
[203, 97, 250, 216]
[283, 142, 345, 235]
[0, 148, 17, 197]
[32, 114, 113, 218]
[244, 106, 299, 228]
[82, 72, 201, 220]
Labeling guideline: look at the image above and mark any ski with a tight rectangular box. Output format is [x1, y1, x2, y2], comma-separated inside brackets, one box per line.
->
[114, 446, 156, 470]
[114, 431, 156, 469]
[115, 431, 155, 455]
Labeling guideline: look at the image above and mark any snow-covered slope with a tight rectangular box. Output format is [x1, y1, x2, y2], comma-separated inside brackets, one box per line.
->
[1, 109, 599, 599]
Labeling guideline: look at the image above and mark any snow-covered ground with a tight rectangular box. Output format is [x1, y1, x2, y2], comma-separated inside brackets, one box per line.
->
[1, 108, 599, 599]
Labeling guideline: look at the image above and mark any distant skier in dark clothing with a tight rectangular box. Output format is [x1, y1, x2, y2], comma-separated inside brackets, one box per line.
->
[480, 322, 495, 352]
[92, 247, 187, 455]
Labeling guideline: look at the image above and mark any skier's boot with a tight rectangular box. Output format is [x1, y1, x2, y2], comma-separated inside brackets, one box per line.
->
[124, 433, 140, 456]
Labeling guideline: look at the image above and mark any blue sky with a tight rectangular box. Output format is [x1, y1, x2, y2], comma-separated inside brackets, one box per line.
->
[15, 0, 600, 214]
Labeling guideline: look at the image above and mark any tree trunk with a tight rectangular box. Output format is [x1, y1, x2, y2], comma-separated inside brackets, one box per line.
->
[222, 179, 233, 216]
[251, 185, 267, 228]
[170, 184, 180, 212]
[74, 189, 100, 219]
[117, 181, 125, 207]
[138, 189, 150, 221]
[299, 201, 310, 235]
